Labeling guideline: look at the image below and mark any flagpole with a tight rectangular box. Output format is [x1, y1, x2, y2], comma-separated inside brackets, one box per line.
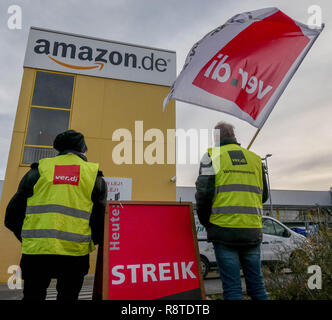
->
[247, 128, 261, 150]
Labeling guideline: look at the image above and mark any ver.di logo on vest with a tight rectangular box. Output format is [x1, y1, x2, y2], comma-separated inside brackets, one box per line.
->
[53, 165, 80, 186]
[228, 150, 248, 166]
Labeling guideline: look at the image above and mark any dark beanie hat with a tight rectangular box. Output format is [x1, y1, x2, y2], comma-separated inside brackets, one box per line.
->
[53, 130, 88, 153]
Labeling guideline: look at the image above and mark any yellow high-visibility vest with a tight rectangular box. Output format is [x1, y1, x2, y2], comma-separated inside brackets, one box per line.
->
[208, 144, 263, 230]
[21, 153, 99, 256]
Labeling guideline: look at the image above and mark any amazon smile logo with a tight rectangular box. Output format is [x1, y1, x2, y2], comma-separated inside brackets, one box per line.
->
[48, 56, 104, 70]
[33, 39, 169, 73]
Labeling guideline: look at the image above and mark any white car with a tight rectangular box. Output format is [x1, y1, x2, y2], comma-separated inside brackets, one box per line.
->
[195, 215, 307, 277]
[198, 240, 218, 278]
[261, 216, 307, 272]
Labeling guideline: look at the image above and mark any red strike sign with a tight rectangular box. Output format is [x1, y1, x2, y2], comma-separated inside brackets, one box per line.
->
[192, 10, 310, 120]
[108, 203, 201, 300]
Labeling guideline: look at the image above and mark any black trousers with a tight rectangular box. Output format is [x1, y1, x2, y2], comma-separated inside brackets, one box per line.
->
[20, 254, 90, 301]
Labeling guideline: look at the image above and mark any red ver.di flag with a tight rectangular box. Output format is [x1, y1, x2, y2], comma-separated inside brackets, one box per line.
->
[163, 8, 324, 128]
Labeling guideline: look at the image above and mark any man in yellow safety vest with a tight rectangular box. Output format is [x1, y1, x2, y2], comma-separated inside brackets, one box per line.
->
[195, 121, 269, 300]
[5, 130, 107, 300]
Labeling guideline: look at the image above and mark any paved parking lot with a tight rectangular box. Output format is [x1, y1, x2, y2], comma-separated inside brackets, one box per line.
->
[0, 272, 233, 300]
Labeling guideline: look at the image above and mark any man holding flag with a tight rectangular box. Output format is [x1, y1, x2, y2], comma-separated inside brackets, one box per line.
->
[164, 7, 323, 299]
[195, 121, 269, 300]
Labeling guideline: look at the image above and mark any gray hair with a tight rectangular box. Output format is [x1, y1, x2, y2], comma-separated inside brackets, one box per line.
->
[214, 121, 236, 140]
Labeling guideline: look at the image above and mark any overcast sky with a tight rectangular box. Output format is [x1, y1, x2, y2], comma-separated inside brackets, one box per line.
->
[0, 0, 331, 191]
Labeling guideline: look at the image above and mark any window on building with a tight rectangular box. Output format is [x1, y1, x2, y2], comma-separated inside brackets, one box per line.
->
[32, 71, 73, 109]
[21, 71, 75, 165]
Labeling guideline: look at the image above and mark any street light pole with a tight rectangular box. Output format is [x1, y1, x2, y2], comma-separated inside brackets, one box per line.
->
[262, 154, 273, 218]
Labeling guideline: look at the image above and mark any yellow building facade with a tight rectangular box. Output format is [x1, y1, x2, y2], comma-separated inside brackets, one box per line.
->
[0, 27, 176, 282]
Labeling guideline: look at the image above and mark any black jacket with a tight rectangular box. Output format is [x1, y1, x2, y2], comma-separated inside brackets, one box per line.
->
[4, 150, 107, 246]
[195, 138, 269, 247]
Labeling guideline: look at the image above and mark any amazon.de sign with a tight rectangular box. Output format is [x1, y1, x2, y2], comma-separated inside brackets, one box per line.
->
[24, 27, 176, 86]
